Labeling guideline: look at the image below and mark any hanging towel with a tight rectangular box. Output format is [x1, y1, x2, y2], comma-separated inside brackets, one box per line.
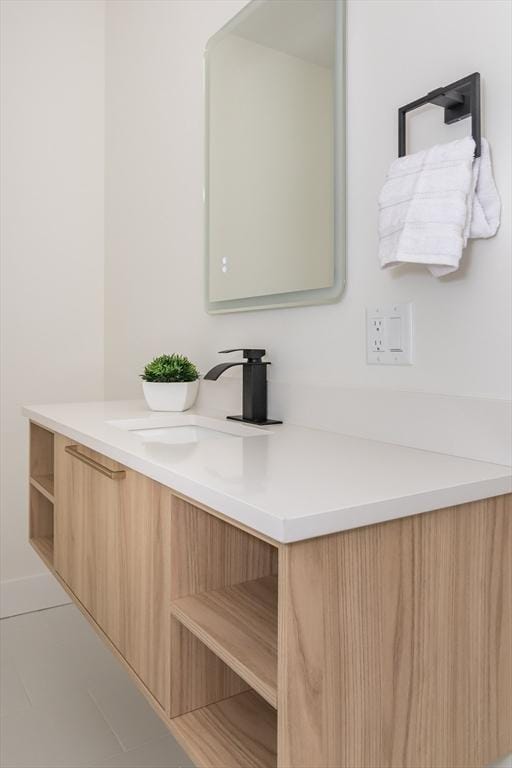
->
[378, 136, 500, 277]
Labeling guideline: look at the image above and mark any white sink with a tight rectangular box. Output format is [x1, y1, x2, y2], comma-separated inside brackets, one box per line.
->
[107, 414, 270, 445]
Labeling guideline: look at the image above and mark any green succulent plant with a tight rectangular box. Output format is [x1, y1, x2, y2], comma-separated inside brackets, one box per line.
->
[141, 354, 199, 383]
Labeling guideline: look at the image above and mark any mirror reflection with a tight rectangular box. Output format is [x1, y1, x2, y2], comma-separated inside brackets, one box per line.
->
[206, 0, 345, 312]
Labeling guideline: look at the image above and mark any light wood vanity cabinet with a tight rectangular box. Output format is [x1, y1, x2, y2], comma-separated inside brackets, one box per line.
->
[28, 421, 512, 768]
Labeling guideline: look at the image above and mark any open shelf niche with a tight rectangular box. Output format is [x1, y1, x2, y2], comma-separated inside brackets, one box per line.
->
[172, 682, 277, 768]
[30, 422, 54, 499]
[29, 422, 55, 567]
[171, 573, 277, 707]
[169, 496, 279, 768]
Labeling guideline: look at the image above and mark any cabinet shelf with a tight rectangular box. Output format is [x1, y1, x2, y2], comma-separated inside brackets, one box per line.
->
[30, 474, 54, 503]
[171, 575, 277, 708]
[171, 690, 276, 768]
[29, 423, 55, 572]
[30, 536, 54, 569]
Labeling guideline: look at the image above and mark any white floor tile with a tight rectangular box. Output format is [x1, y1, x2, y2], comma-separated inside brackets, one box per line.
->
[88, 670, 170, 751]
[491, 754, 512, 768]
[44, 604, 109, 659]
[0, 647, 31, 719]
[0, 690, 124, 768]
[1, 607, 86, 705]
[0, 605, 196, 768]
[90, 735, 194, 768]
[1, 609, 57, 661]
[5, 633, 97, 706]
[2, 605, 126, 708]
[1, 701, 63, 768]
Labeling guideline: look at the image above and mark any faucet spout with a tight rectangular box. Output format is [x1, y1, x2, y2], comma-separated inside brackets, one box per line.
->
[203, 348, 282, 425]
[203, 362, 243, 381]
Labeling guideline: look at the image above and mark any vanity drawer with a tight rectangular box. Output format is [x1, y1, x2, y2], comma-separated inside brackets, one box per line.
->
[54, 438, 124, 622]
[54, 434, 171, 708]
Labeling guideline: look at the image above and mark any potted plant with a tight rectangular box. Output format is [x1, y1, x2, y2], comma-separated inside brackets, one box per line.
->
[141, 354, 200, 411]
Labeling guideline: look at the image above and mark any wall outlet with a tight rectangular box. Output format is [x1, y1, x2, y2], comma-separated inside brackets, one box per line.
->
[366, 303, 413, 365]
[370, 318, 384, 352]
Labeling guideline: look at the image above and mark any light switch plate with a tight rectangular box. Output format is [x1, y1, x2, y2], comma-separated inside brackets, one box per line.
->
[366, 303, 413, 365]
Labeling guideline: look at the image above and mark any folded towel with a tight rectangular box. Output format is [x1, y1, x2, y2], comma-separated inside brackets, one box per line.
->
[378, 136, 500, 277]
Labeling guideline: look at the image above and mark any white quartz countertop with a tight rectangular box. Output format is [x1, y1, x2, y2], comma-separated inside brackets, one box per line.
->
[24, 400, 512, 543]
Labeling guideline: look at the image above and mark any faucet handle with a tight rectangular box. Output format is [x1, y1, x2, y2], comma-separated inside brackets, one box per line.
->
[218, 348, 266, 362]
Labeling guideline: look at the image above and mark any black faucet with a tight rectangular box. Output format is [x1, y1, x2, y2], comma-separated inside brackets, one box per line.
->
[204, 349, 282, 425]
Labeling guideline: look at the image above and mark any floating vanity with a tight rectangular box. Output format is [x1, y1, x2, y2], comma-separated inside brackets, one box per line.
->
[24, 401, 511, 768]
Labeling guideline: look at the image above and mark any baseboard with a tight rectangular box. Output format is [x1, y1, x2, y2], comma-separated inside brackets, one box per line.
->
[0, 571, 71, 619]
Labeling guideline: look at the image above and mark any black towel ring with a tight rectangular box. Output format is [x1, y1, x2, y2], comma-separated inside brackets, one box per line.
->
[398, 72, 481, 158]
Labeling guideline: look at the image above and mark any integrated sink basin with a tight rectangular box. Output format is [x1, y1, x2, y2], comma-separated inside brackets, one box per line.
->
[107, 413, 270, 445]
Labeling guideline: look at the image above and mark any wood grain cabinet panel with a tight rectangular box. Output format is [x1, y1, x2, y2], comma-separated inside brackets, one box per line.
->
[54, 435, 171, 708]
[278, 495, 512, 768]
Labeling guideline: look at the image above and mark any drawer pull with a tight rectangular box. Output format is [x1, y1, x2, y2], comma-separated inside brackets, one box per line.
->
[65, 445, 126, 480]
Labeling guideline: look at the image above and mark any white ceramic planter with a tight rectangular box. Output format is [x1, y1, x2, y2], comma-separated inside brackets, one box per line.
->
[142, 380, 199, 412]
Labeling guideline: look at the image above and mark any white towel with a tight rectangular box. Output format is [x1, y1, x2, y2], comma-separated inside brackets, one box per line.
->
[378, 136, 500, 277]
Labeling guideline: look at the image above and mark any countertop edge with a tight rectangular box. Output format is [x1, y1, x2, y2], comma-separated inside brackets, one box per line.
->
[280, 475, 512, 542]
[24, 407, 288, 543]
[24, 406, 512, 544]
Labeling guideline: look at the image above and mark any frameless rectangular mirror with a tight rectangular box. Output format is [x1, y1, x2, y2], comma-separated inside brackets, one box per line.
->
[205, 0, 345, 313]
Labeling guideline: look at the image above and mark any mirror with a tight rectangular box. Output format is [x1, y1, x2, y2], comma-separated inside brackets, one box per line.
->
[205, 0, 345, 313]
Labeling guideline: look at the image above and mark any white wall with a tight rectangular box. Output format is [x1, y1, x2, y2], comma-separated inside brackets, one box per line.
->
[0, 0, 105, 616]
[104, 0, 511, 465]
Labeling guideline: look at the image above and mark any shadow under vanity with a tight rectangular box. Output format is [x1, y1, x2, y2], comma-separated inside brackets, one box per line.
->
[28, 418, 511, 768]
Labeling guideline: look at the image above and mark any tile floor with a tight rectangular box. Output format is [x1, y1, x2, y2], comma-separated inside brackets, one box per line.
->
[1, 604, 511, 768]
[0, 605, 194, 768]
